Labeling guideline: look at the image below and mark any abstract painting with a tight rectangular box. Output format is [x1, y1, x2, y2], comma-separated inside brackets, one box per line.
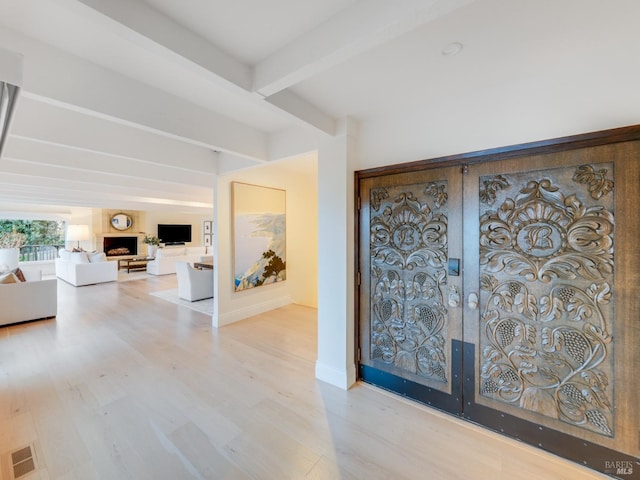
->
[232, 182, 286, 291]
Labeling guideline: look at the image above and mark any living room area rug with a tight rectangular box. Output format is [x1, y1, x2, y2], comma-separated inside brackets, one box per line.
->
[149, 289, 213, 316]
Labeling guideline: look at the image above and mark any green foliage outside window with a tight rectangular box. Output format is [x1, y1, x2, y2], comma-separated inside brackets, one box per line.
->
[0, 220, 66, 246]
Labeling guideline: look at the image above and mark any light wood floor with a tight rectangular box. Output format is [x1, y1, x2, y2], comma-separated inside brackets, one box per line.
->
[0, 276, 608, 480]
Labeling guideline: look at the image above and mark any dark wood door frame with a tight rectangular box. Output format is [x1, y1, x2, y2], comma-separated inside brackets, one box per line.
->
[355, 124, 640, 479]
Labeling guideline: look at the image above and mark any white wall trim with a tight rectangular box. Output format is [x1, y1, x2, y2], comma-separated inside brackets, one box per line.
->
[215, 295, 293, 327]
[315, 360, 357, 390]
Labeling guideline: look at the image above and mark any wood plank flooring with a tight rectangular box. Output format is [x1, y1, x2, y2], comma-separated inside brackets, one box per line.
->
[0, 276, 608, 479]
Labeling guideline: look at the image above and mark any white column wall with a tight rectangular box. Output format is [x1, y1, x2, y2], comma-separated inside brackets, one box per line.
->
[315, 120, 358, 389]
[212, 168, 219, 323]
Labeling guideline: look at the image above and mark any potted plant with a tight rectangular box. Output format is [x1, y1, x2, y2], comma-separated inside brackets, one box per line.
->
[0, 231, 26, 272]
[143, 234, 161, 257]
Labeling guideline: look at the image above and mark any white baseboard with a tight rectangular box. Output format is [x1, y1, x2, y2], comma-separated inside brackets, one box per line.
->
[215, 295, 293, 327]
[315, 361, 357, 390]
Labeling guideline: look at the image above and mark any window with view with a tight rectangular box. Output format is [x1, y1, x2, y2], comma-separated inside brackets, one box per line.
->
[0, 220, 66, 262]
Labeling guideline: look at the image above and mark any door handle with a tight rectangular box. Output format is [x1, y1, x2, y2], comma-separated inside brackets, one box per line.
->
[468, 292, 479, 310]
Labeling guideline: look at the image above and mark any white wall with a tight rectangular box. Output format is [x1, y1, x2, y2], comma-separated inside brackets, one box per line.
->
[215, 157, 318, 327]
[316, 122, 358, 389]
[350, 0, 640, 171]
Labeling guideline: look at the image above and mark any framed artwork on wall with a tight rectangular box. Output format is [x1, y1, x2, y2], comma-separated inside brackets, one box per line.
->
[232, 182, 286, 292]
[203, 220, 213, 247]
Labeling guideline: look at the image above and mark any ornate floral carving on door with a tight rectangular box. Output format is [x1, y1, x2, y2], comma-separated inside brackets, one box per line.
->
[369, 182, 450, 384]
[478, 164, 615, 436]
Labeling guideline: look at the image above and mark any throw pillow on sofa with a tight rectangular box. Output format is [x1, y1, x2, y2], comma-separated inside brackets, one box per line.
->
[70, 251, 90, 264]
[60, 249, 108, 264]
[87, 251, 107, 263]
[0, 265, 26, 282]
[11, 267, 26, 282]
[0, 272, 20, 284]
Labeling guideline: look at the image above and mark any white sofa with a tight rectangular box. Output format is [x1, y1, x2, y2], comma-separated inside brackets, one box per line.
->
[146, 246, 209, 275]
[0, 269, 57, 326]
[55, 250, 118, 286]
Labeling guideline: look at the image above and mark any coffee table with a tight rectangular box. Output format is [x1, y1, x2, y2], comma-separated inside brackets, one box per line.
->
[118, 257, 154, 273]
[193, 261, 214, 270]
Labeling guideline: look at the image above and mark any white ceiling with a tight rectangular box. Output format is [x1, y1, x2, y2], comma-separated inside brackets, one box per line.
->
[1, 0, 640, 215]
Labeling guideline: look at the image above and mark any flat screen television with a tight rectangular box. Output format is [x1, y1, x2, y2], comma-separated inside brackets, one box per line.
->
[158, 224, 192, 245]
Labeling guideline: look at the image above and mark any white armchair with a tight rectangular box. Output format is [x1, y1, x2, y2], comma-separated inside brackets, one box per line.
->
[0, 271, 57, 326]
[175, 261, 213, 302]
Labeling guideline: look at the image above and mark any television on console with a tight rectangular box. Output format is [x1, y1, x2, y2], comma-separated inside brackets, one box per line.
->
[158, 224, 192, 245]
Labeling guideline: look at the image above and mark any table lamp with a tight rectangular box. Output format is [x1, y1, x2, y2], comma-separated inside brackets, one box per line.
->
[67, 224, 90, 250]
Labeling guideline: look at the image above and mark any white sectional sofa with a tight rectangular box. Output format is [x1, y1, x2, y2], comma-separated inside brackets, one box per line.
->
[146, 246, 209, 275]
[55, 250, 118, 286]
[0, 269, 57, 326]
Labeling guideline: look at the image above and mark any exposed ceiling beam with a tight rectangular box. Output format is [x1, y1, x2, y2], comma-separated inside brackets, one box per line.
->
[0, 202, 75, 220]
[70, 0, 339, 136]
[0, 26, 268, 161]
[3, 138, 214, 188]
[0, 164, 211, 204]
[216, 151, 269, 175]
[263, 90, 336, 136]
[75, 0, 252, 92]
[253, 0, 476, 97]
[9, 97, 218, 174]
[0, 172, 212, 212]
[53, 0, 476, 140]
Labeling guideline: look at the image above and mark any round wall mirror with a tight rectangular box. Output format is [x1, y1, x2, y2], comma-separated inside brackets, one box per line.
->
[111, 213, 132, 231]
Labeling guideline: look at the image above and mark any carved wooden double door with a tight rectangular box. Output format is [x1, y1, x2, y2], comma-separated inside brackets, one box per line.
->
[357, 129, 640, 477]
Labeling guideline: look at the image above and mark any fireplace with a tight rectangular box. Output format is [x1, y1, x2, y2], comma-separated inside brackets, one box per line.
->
[103, 236, 138, 257]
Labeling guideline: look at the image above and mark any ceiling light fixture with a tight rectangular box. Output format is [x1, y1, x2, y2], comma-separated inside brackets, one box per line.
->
[0, 48, 23, 159]
[441, 42, 464, 56]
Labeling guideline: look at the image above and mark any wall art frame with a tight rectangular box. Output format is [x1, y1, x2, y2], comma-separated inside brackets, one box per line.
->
[231, 182, 286, 292]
